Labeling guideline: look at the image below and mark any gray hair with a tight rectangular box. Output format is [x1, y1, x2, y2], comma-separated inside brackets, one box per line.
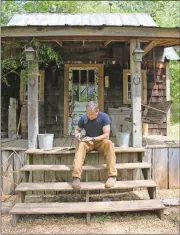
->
[86, 101, 99, 111]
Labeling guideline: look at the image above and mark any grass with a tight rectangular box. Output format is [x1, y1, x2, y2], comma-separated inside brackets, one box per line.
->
[170, 123, 180, 138]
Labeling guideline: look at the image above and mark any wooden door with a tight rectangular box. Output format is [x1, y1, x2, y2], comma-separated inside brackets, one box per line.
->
[68, 68, 98, 135]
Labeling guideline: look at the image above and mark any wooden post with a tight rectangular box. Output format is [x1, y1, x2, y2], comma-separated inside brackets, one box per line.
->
[130, 40, 142, 147]
[8, 98, 17, 138]
[27, 58, 39, 148]
[166, 61, 171, 136]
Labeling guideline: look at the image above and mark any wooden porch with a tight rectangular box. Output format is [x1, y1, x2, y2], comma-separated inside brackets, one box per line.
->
[2, 135, 179, 150]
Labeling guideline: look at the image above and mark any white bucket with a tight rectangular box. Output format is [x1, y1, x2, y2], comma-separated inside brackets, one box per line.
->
[38, 134, 54, 150]
[116, 132, 130, 147]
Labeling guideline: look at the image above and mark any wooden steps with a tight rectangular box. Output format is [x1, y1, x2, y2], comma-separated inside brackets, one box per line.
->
[10, 147, 165, 226]
[10, 199, 165, 215]
[21, 162, 151, 171]
[16, 180, 156, 192]
[25, 147, 145, 155]
[10, 200, 165, 226]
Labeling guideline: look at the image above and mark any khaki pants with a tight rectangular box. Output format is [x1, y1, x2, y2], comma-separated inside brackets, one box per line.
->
[72, 139, 117, 179]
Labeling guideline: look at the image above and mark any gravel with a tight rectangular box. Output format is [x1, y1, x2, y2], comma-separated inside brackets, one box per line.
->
[1, 189, 180, 234]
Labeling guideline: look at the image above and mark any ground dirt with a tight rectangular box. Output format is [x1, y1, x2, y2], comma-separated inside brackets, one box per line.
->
[1, 189, 180, 234]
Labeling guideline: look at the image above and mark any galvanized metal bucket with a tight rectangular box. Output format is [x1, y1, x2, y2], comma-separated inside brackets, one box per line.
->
[116, 132, 130, 147]
[38, 134, 54, 150]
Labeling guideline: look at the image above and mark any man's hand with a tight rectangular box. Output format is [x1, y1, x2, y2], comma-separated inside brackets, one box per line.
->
[81, 136, 93, 142]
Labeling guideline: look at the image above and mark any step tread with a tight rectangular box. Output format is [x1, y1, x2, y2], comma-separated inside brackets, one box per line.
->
[21, 162, 151, 171]
[26, 147, 145, 155]
[16, 180, 156, 192]
[10, 200, 165, 214]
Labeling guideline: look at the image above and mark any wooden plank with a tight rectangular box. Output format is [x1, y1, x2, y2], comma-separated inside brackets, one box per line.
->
[152, 148, 168, 189]
[39, 70, 45, 105]
[19, 70, 25, 104]
[13, 151, 24, 186]
[2, 151, 14, 194]
[132, 152, 143, 180]
[27, 58, 39, 148]
[2, 26, 180, 39]
[169, 148, 180, 189]
[54, 137, 67, 147]
[98, 152, 107, 182]
[15, 180, 157, 192]
[20, 162, 151, 172]
[142, 71, 147, 104]
[130, 40, 142, 147]
[8, 98, 17, 138]
[44, 154, 56, 195]
[86, 152, 99, 182]
[55, 155, 67, 183]
[10, 200, 165, 214]
[65, 137, 74, 182]
[98, 64, 104, 111]
[32, 154, 44, 195]
[64, 65, 69, 136]
[144, 41, 159, 55]
[25, 147, 145, 154]
[104, 40, 113, 47]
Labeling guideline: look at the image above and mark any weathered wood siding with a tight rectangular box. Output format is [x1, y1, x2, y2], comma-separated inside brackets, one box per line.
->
[1, 73, 20, 138]
[1, 45, 169, 136]
[144, 146, 180, 189]
[1, 150, 27, 195]
[44, 66, 64, 137]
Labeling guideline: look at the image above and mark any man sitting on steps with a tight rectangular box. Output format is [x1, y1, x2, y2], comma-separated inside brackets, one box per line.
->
[72, 100, 117, 190]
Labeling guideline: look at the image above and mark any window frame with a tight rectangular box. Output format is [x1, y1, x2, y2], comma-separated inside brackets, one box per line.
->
[123, 69, 147, 105]
[20, 70, 45, 105]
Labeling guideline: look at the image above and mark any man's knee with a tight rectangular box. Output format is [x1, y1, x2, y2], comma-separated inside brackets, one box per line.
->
[103, 139, 113, 146]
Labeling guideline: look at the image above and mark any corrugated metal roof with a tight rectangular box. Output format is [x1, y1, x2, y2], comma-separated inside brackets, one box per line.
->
[7, 13, 158, 27]
[163, 47, 180, 61]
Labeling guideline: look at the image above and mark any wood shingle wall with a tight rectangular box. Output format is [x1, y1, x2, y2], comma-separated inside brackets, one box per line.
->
[44, 66, 64, 137]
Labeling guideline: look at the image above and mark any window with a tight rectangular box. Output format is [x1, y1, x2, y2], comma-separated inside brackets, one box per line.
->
[123, 69, 147, 105]
[20, 70, 45, 104]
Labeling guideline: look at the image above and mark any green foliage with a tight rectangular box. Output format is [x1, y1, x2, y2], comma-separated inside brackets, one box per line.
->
[2, 39, 62, 84]
[97, 213, 111, 224]
[170, 59, 180, 123]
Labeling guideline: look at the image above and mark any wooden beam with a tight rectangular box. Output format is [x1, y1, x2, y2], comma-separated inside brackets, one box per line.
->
[144, 41, 159, 56]
[130, 40, 142, 147]
[27, 57, 39, 148]
[104, 40, 113, 47]
[2, 26, 180, 39]
[55, 40, 63, 47]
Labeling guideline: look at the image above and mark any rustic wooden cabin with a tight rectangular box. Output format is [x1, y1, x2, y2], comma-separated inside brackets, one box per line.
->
[1, 13, 180, 225]
[1, 13, 180, 144]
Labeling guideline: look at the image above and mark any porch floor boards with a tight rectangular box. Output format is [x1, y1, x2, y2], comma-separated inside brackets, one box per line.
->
[2, 135, 180, 151]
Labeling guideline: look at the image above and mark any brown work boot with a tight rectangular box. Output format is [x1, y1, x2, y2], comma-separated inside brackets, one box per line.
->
[72, 177, 81, 190]
[105, 176, 116, 188]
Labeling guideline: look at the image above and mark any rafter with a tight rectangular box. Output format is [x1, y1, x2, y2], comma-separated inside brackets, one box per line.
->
[104, 40, 113, 47]
[144, 41, 159, 56]
[55, 40, 63, 47]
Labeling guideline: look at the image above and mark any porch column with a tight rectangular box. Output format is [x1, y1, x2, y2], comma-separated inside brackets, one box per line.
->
[26, 48, 39, 148]
[130, 40, 142, 147]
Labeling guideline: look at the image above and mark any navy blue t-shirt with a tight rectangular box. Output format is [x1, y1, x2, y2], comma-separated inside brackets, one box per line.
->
[78, 112, 111, 137]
